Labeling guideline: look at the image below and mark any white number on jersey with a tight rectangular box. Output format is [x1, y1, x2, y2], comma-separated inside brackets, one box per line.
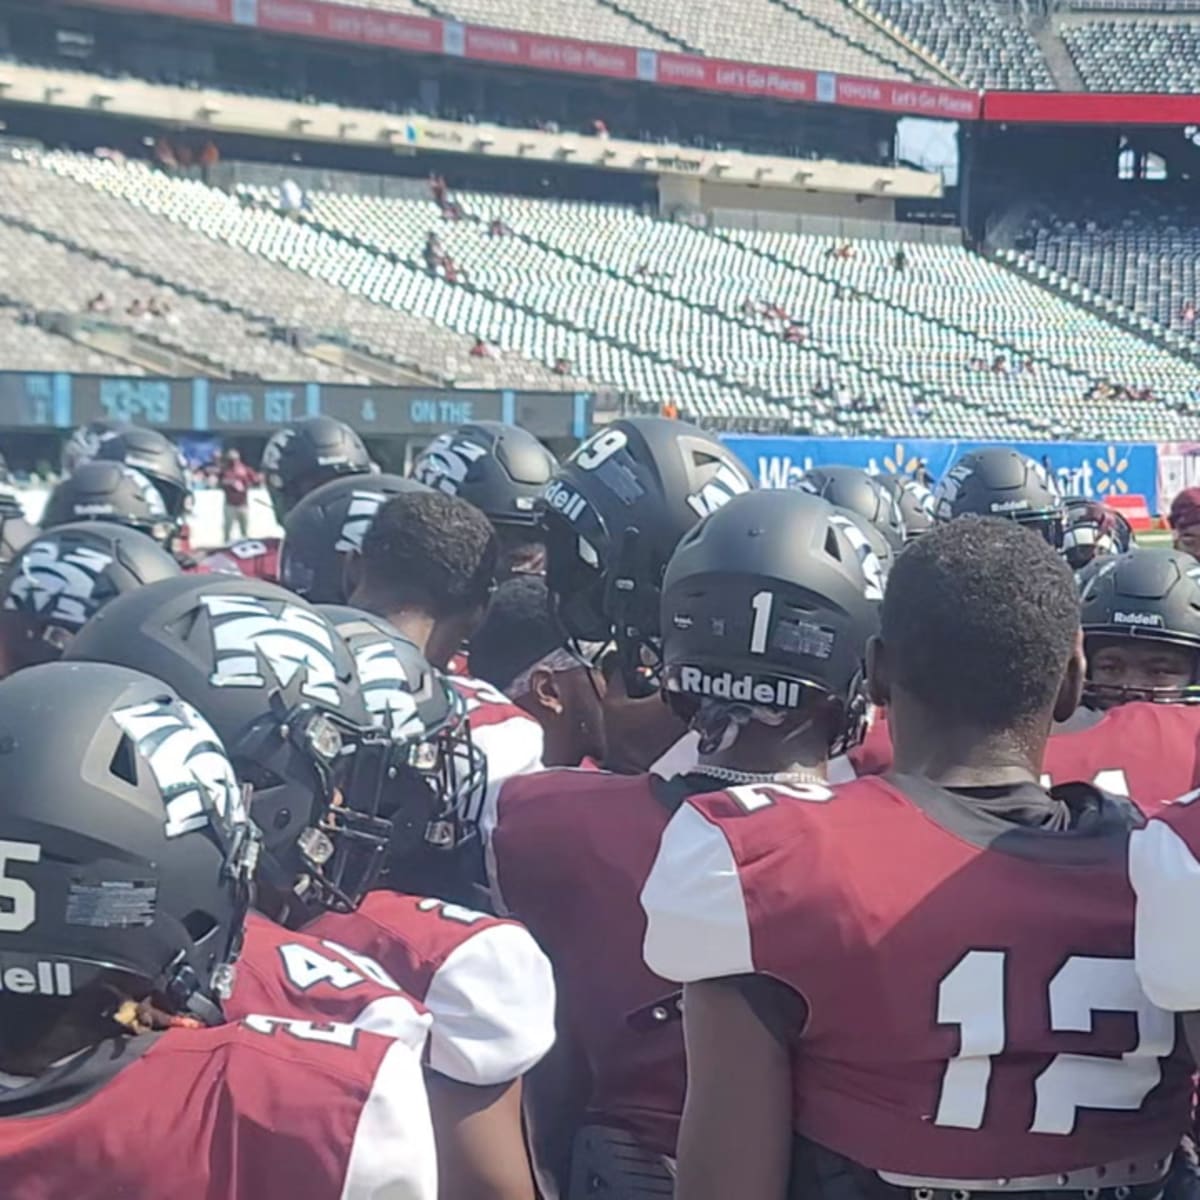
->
[935, 949, 1174, 1134]
[416, 897, 488, 925]
[278, 941, 399, 992]
[728, 782, 834, 812]
[243, 1014, 360, 1048]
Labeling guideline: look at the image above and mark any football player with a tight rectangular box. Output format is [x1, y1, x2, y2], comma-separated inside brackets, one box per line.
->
[0, 522, 180, 675]
[877, 471, 936, 541]
[934, 446, 1066, 547]
[539, 417, 755, 775]
[0, 661, 437, 1198]
[194, 535, 282, 582]
[469, 575, 606, 768]
[349, 491, 545, 850]
[261, 414, 374, 523]
[642, 516, 1190, 1198]
[412, 421, 558, 581]
[798, 464, 906, 552]
[1062, 496, 1133, 573]
[313, 606, 557, 1200]
[62, 576, 430, 1048]
[1168, 487, 1200, 562]
[280, 472, 428, 604]
[91, 426, 192, 536]
[41, 461, 175, 548]
[1043, 548, 1200, 811]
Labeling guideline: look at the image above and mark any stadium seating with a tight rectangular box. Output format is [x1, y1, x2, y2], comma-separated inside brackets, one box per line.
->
[858, 0, 1054, 88]
[0, 152, 585, 394]
[1012, 202, 1200, 345]
[2, 149, 1197, 439]
[1061, 19, 1200, 92]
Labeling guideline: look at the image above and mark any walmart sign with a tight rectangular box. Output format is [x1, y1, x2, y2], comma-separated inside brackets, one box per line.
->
[723, 436, 1160, 509]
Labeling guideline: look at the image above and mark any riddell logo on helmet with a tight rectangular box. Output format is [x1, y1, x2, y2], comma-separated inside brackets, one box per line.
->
[677, 667, 803, 707]
[1112, 611, 1165, 627]
[544, 480, 586, 524]
[0, 962, 73, 996]
[989, 499, 1032, 513]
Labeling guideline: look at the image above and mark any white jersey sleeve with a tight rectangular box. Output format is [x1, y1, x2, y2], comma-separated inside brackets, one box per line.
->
[640, 801, 755, 985]
[340, 1041, 438, 1200]
[1131, 801, 1200, 1010]
[425, 922, 557, 1086]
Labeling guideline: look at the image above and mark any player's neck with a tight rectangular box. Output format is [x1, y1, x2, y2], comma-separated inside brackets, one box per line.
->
[355, 595, 435, 660]
[701, 723, 829, 780]
[890, 706, 1044, 789]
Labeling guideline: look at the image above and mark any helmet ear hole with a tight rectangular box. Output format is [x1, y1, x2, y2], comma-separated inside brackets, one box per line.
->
[825, 527, 844, 561]
[109, 736, 139, 787]
[182, 910, 218, 944]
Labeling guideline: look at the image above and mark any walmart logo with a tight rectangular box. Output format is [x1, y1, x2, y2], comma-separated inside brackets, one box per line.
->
[1094, 446, 1129, 495]
[883, 443, 920, 477]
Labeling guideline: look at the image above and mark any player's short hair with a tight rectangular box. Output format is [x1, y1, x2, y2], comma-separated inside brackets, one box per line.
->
[882, 516, 1079, 729]
[469, 575, 562, 693]
[359, 491, 498, 617]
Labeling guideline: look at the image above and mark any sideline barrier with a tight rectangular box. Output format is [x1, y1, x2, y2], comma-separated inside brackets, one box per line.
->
[722, 435, 1161, 512]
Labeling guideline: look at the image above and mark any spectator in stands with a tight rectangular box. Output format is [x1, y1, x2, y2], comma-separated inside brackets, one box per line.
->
[488, 218, 509, 238]
[553, 357, 571, 376]
[126, 298, 147, 320]
[470, 336, 494, 360]
[86, 291, 112, 315]
[992, 355, 1008, 374]
[423, 231, 443, 273]
[784, 323, 806, 345]
[430, 173, 448, 209]
[592, 118, 610, 140]
[1183, 301, 1196, 324]
[218, 447, 257, 543]
[892, 246, 908, 272]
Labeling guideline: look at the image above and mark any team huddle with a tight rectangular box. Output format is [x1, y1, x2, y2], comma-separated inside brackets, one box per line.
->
[0, 414, 1197, 1199]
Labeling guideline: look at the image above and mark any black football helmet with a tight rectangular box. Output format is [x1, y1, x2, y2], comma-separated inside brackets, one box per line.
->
[42, 462, 174, 546]
[262, 416, 374, 523]
[934, 448, 1065, 547]
[412, 422, 557, 529]
[0, 522, 180, 665]
[0, 661, 257, 1024]
[660, 489, 881, 756]
[94, 427, 191, 526]
[541, 418, 755, 693]
[61, 419, 124, 475]
[1062, 497, 1134, 572]
[1079, 548, 1200, 707]
[0, 485, 36, 570]
[877, 473, 935, 542]
[318, 605, 485, 864]
[280, 474, 429, 605]
[797, 466, 905, 553]
[64, 576, 393, 915]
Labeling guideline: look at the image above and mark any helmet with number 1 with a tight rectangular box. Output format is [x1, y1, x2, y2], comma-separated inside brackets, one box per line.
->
[541, 417, 755, 691]
[280, 474, 430, 604]
[660, 490, 881, 756]
[0, 661, 257, 1025]
[797, 466, 905, 553]
[262, 416, 374, 523]
[934, 448, 1065, 548]
[0, 522, 180, 668]
[65, 575, 392, 915]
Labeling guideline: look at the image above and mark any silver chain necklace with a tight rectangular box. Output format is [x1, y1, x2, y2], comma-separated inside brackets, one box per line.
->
[691, 763, 827, 787]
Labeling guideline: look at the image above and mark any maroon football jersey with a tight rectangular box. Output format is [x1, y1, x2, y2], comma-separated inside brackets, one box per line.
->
[194, 538, 281, 583]
[491, 768, 685, 1157]
[0, 1018, 436, 1198]
[304, 890, 555, 1087]
[224, 911, 431, 1052]
[1043, 703, 1200, 815]
[643, 775, 1192, 1180]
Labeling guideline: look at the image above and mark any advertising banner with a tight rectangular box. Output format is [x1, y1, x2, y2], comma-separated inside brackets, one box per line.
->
[723, 435, 1161, 511]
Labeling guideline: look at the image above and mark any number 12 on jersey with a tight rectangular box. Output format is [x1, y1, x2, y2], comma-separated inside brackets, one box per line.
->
[936, 950, 1174, 1134]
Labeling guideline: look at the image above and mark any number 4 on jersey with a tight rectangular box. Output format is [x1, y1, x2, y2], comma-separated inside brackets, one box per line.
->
[279, 940, 399, 991]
